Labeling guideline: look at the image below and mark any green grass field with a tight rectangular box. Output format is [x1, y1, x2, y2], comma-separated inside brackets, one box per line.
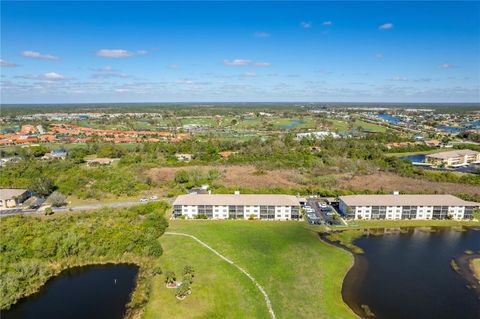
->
[144, 220, 357, 319]
[329, 119, 387, 133]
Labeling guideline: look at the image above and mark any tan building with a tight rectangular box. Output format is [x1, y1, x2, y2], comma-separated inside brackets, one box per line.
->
[339, 194, 479, 220]
[173, 193, 301, 220]
[426, 149, 480, 167]
[0, 189, 30, 209]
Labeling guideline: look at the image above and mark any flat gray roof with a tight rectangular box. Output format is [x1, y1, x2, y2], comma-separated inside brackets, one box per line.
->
[173, 194, 301, 206]
[339, 194, 479, 207]
[0, 189, 28, 201]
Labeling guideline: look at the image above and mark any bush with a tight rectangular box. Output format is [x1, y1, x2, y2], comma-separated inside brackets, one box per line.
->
[44, 207, 53, 215]
[175, 281, 190, 298]
[174, 170, 190, 183]
[49, 191, 67, 207]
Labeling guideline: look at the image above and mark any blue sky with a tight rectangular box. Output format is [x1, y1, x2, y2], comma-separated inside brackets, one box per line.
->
[1, 1, 479, 103]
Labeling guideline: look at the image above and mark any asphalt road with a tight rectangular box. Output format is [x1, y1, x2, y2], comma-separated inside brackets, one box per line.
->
[0, 199, 166, 217]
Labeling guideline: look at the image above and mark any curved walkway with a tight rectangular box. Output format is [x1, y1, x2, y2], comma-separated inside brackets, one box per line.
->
[164, 231, 276, 319]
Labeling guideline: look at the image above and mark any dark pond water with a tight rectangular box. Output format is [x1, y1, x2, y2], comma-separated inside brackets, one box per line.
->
[343, 228, 480, 319]
[400, 154, 426, 163]
[2, 264, 138, 319]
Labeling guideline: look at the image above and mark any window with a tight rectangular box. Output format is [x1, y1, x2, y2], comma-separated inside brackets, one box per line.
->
[291, 206, 300, 220]
[228, 205, 244, 219]
[173, 205, 182, 218]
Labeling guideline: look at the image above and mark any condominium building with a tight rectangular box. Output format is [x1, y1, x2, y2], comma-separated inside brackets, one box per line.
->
[339, 194, 479, 220]
[172, 193, 301, 220]
[426, 149, 480, 167]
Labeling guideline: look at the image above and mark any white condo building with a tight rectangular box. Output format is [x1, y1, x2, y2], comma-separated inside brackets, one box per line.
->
[339, 194, 479, 220]
[173, 193, 301, 220]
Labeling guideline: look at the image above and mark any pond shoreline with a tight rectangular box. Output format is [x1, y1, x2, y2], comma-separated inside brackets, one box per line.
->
[455, 253, 480, 298]
[1, 258, 149, 319]
[320, 226, 480, 319]
[318, 232, 368, 318]
[2, 263, 140, 319]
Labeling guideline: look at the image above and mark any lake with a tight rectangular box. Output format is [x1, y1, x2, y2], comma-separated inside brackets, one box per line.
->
[276, 119, 305, 129]
[376, 113, 400, 124]
[2, 264, 138, 319]
[343, 227, 480, 319]
[400, 154, 426, 163]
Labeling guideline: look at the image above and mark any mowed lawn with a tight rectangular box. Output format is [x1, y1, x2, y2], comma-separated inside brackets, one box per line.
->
[144, 220, 357, 319]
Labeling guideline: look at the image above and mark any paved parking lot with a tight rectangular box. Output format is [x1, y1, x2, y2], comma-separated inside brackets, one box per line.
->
[304, 198, 343, 226]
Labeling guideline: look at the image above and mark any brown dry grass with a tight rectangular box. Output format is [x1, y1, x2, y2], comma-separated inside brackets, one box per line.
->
[339, 172, 480, 196]
[149, 165, 302, 188]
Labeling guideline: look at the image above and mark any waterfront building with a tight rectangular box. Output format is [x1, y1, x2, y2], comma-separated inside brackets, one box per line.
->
[426, 149, 480, 167]
[173, 193, 301, 220]
[338, 194, 479, 220]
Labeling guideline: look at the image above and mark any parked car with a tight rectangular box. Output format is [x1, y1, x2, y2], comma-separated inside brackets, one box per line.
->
[139, 198, 148, 202]
[150, 195, 158, 200]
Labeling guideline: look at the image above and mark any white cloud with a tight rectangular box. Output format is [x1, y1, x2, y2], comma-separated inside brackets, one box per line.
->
[96, 49, 147, 58]
[439, 63, 456, 69]
[17, 72, 71, 81]
[92, 72, 128, 79]
[21, 50, 59, 60]
[254, 32, 270, 38]
[223, 59, 252, 66]
[391, 76, 408, 81]
[375, 53, 384, 59]
[241, 72, 257, 77]
[322, 21, 332, 26]
[254, 62, 271, 67]
[168, 64, 181, 69]
[175, 79, 194, 84]
[96, 66, 114, 71]
[223, 59, 270, 67]
[0, 59, 18, 67]
[379, 23, 394, 30]
[300, 21, 312, 29]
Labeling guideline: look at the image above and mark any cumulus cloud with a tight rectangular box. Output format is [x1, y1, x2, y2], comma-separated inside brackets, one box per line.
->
[17, 72, 71, 81]
[175, 79, 194, 84]
[96, 49, 147, 58]
[92, 72, 128, 79]
[439, 63, 456, 69]
[322, 21, 332, 26]
[241, 72, 257, 77]
[223, 59, 270, 67]
[379, 23, 394, 30]
[0, 59, 18, 67]
[300, 21, 312, 29]
[254, 32, 270, 38]
[223, 59, 252, 66]
[390, 76, 408, 81]
[21, 50, 59, 60]
[96, 66, 114, 71]
[254, 62, 271, 67]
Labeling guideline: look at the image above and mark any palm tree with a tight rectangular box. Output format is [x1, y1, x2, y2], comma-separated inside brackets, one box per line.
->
[165, 270, 176, 287]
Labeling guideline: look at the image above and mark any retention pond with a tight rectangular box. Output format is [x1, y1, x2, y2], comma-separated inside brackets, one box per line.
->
[342, 227, 480, 319]
[2, 264, 138, 319]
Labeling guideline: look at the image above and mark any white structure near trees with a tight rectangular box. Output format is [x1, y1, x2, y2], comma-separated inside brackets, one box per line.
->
[339, 194, 479, 220]
[173, 193, 301, 220]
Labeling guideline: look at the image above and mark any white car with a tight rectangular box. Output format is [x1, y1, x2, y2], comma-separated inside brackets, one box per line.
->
[150, 195, 158, 200]
[139, 198, 148, 203]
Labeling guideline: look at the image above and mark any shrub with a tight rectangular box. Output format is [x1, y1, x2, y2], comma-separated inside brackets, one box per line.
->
[49, 191, 67, 207]
[175, 281, 190, 298]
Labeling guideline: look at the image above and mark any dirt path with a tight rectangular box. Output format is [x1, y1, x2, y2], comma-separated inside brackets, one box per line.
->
[164, 231, 276, 319]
